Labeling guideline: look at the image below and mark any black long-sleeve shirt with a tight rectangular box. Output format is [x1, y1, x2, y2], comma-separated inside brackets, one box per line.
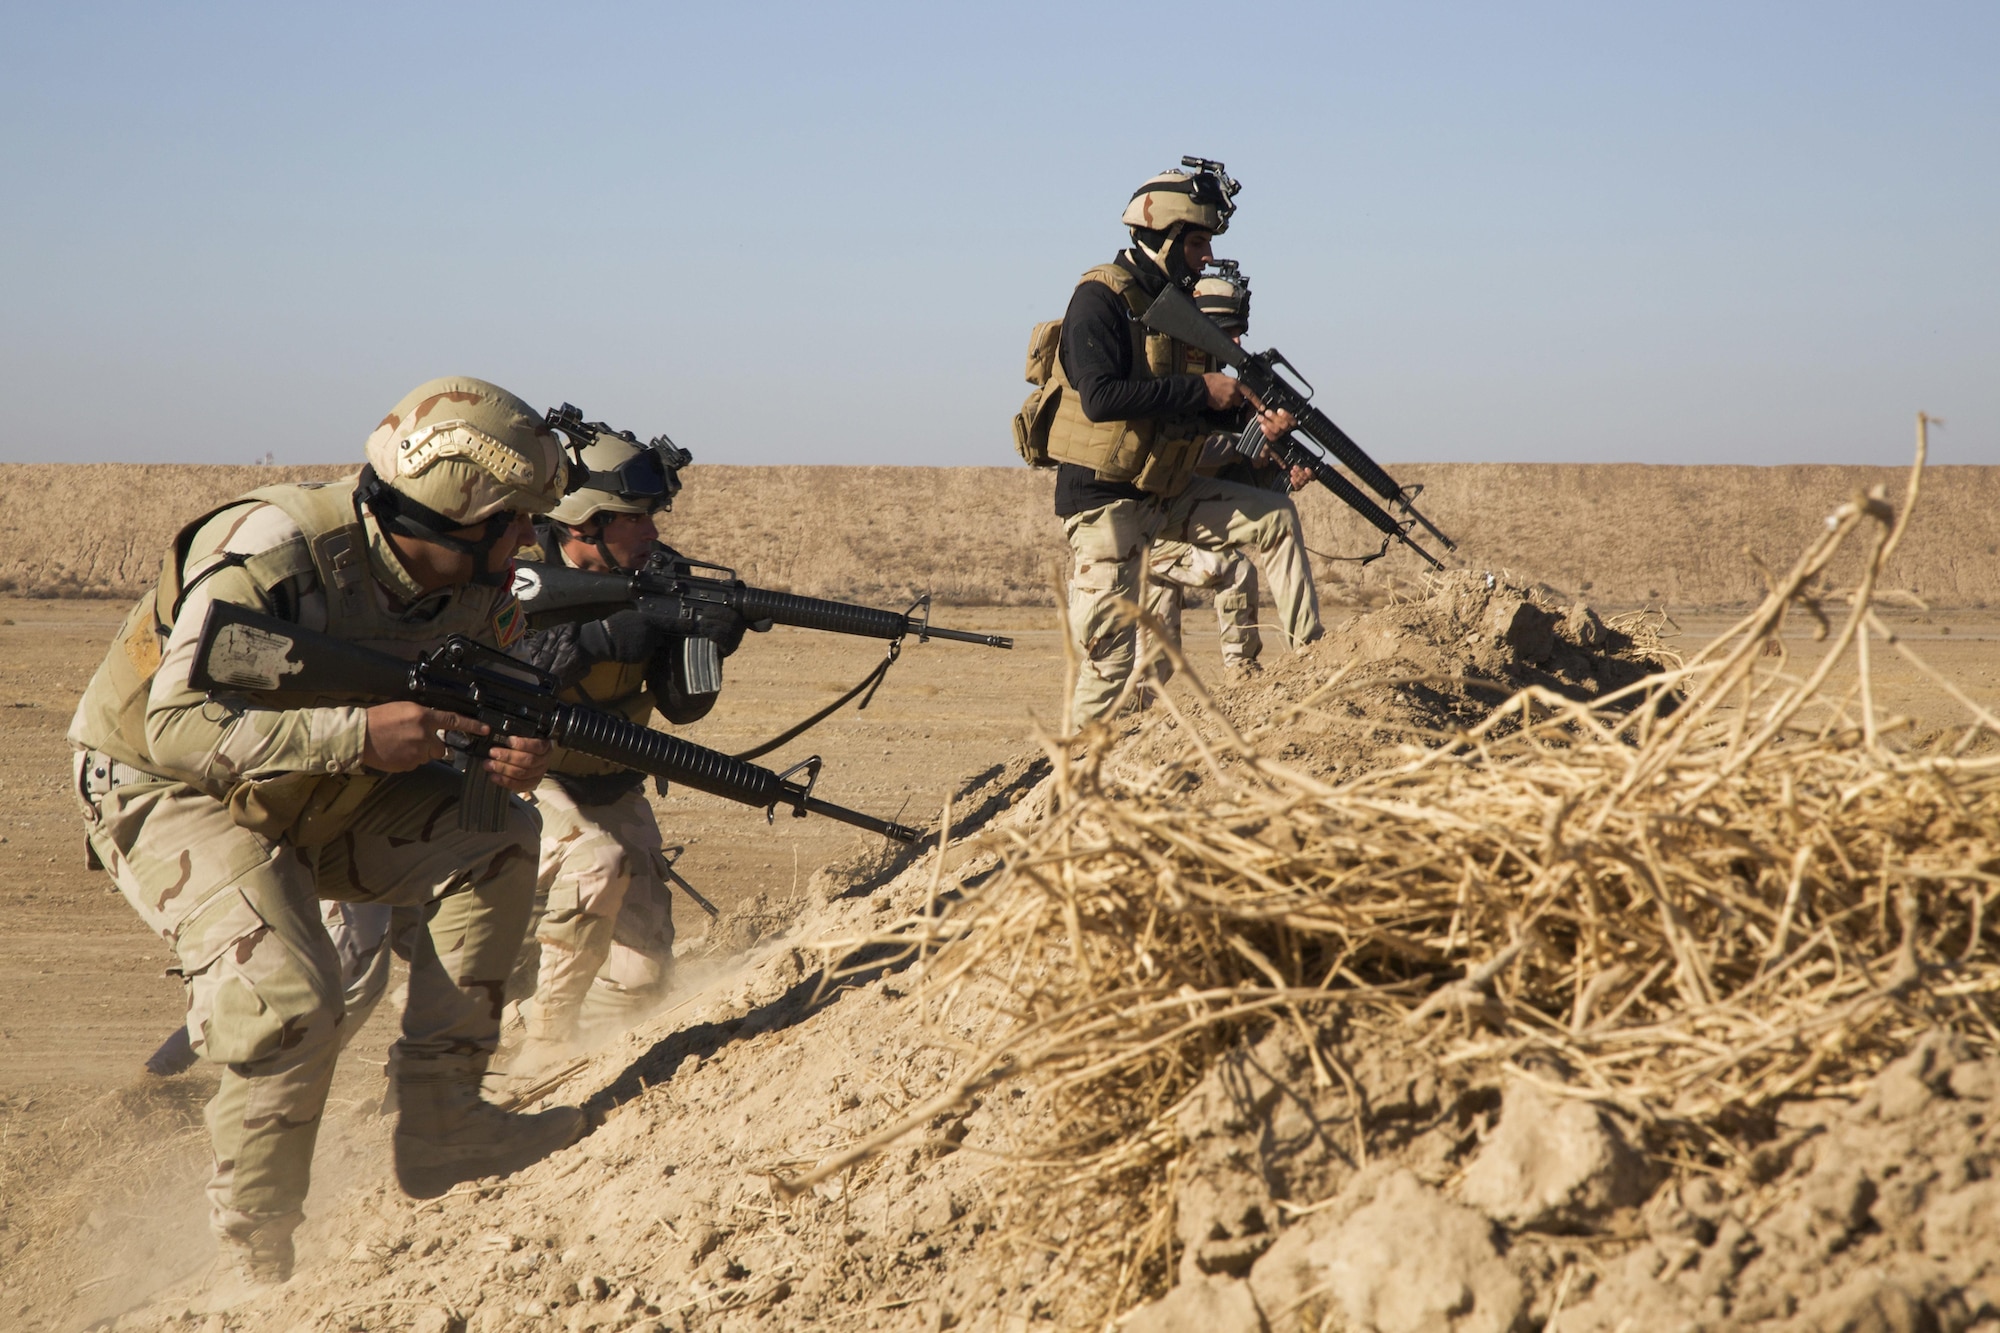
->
[1053, 251, 1211, 518]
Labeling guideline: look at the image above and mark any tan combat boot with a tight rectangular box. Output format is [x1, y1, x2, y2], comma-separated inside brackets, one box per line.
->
[392, 1055, 585, 1199]
[185, 1209, 300, 1310]
[507, 993, 583, 1083]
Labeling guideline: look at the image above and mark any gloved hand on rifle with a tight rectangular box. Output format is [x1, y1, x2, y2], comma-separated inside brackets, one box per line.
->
[579, 608, 661, 664]
[693, 607, 751, 659]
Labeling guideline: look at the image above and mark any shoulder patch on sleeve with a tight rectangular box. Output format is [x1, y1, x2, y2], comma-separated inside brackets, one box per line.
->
[492, 597, 525, 648]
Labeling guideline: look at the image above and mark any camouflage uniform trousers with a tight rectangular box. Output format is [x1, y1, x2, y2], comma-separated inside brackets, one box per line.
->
[517, 780, 676, 1040]
[1142, 539, 1263, 684]
[325, 900, 397, 1035]
[1064, 475, 1321, 725]
[75, 755, 537, 1242]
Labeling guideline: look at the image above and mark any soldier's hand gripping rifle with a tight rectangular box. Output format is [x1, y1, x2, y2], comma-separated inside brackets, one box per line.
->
[1140, 284, 1455, 565]
[187, 601, 922, 843]
[511, 552, 1015, 651]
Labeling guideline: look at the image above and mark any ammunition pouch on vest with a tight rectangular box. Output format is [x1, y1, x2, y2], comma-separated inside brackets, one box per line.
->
[1037, 263, 1214, 498]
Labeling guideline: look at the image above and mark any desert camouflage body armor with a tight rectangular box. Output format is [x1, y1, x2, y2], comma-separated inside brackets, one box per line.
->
[1044, 263, 1217, 498]
[71, 478, 517, 841]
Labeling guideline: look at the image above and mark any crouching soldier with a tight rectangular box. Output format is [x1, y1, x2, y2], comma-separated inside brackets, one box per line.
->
[69, 377, 584, 1291]
[510, 425, 735, 1062]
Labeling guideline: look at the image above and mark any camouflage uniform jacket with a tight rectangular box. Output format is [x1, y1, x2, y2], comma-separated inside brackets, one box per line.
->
[68, 478, 521, 843]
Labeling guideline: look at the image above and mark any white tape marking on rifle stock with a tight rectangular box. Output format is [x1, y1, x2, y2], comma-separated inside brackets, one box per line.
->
[209, 624, 304, 690]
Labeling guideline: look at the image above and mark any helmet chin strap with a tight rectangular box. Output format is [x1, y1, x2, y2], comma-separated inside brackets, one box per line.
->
[1131, 222, 1195, 289]
[354, 465, 518, 589]
[588, 521, 620, 573]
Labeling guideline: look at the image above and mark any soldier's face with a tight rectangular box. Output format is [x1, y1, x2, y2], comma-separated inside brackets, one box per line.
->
[564, 510, 659, 573]
[598, 511, 660, 570]
[1180, 229, 1215, 273]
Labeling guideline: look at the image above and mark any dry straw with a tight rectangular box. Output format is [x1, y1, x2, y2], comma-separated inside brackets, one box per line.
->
[783, 419, 1996, 1311]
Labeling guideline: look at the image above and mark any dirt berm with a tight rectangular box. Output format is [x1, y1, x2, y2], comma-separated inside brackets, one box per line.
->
[4, 462, 1998, 608]
[32, 543, 1997, 1333]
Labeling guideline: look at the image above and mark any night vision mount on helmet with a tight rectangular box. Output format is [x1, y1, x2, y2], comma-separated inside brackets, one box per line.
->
[1122, 155, 1244, 287]
[543, 403, 695, 528]
[1177, 155, 1241, 228]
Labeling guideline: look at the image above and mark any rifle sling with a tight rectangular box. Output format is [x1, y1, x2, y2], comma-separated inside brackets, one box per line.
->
[730, 641, 900, 762]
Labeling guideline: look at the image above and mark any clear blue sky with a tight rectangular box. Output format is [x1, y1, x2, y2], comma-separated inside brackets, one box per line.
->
[2, 2, 1994, 467]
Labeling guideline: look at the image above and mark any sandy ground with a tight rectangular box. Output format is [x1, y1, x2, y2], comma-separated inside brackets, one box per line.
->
[1, 592, 1995, 1329]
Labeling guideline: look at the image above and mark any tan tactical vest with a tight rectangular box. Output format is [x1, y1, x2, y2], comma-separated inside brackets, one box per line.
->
[72, 478, 514, 842]
[1042, 263, 1216, 497]
[516, 540, 656, 779]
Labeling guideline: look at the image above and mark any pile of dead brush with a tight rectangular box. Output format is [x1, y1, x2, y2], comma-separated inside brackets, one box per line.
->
[787, 430, 1998, 1318]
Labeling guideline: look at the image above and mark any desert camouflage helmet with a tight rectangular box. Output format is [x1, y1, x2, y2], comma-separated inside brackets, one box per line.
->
[362, 377, 569, 524]
[1122, 157, 1239, 236]
[1194, 264, 1251, 334]
[354, 377, 569, 586]
[548, 432, 682, 526]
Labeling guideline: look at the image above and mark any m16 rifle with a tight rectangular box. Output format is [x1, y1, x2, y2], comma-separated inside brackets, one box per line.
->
[511, 554, 1014, 651]
[1140, 283, 1456, 568]
[187, 601, 921, 843]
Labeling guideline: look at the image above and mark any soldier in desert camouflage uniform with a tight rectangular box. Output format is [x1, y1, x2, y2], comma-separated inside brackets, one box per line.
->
[1142, 265, 1314, 686]
[69, 377, 583, 1290]
[508, 426, 733, 1062]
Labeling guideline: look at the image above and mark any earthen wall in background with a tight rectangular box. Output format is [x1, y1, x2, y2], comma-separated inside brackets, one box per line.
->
[3, 462, 1993, 608]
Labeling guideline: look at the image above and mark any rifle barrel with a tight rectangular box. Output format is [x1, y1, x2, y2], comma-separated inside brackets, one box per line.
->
[914, 625, 1014, 649]
[1139, 283, 1459, 555]
[1283, 442, 1445, 571]
[801, 796, 922, 843]
[549, 701, 919, 842]
[1292, 404, 1458, 552]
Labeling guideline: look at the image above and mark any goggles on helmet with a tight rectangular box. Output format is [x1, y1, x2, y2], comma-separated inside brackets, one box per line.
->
[544, 403, 695, 509]
[597, 445, 677, 501]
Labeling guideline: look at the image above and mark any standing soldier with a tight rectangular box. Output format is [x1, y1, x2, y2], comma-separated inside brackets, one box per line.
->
[69, 377, 583, 1291]
[1036, 160, 1322, 724]
[509, 424, 735, 1064]
[1143, 264, 1313, 685]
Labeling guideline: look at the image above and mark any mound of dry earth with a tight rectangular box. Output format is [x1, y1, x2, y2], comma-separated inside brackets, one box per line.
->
[1122, 569, 1673, 780]
[53, 575, 2000, 1333]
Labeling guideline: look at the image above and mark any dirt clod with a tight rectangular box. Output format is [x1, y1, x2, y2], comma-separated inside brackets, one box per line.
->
[1459, 1083, 1649, 1231]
